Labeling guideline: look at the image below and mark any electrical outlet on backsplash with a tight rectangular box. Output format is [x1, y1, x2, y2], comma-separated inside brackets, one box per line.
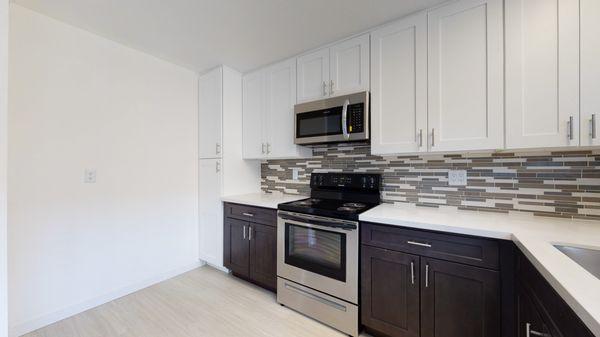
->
[261, 143, 600, 220]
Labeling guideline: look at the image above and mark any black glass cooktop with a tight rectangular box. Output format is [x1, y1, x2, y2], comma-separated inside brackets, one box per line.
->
[278, 197, 378, 221]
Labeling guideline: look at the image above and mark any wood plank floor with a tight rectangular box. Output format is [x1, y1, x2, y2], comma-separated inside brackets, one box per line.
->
[23, 266, 371, 337]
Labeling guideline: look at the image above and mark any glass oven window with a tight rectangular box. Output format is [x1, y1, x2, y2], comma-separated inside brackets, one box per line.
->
[296, 107, 343, 138]
[284, 223, 346, 282]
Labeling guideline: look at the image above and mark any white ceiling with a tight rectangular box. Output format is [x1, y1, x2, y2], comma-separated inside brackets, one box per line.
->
[13, 0, 447, 73]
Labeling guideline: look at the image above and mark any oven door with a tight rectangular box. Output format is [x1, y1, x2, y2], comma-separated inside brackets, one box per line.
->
[277, 211, 359, 304]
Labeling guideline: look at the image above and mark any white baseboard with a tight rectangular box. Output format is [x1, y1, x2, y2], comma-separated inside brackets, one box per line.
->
[9, 261, 204, 337]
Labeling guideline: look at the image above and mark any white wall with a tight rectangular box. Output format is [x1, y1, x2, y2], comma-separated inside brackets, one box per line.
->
[8, 5, 199, 336]
[0, 1, 9, 337]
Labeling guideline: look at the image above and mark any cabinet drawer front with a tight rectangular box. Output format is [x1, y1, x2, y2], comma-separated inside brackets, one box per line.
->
[224, 203, 277, 227]
[361, 222, 499, 269]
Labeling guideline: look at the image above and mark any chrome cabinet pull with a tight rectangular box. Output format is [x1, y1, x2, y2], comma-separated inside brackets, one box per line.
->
[322, 82, 327, 96]
[410, 261, 415, 285]
[216, 143, 221, 155]
[215, 161, 220, 173]
[407, 240, 432, 248]
[261, 143, 266, 154]
[592, 114, 597, 139]
[526, 323, 550, 337]
[431, 128, 435, 147]
[418, 129, 423, 147]
[568, 116, 574, 141]
[330, 80, 334, 95]
[266, 143, 271, 154]
[242, 212, 254, 217]
[248, 226, 252, 241]
[425, 264, 430, 288]
[243, 225, 247, 240]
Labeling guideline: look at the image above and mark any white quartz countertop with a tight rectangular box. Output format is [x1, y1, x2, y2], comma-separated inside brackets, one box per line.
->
[360, 203, 600, 336]
[221, 192, 308, 209]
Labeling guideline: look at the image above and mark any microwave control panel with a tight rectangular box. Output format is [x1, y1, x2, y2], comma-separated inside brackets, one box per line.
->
[347, 103, 364, 134]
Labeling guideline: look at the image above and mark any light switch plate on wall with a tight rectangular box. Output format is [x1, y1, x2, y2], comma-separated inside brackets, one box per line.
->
[448, 170, 467, 186]
[292, 168, 299, 181]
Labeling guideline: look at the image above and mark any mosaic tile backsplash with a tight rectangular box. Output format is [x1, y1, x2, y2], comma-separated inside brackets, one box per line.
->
[261, 143, 600, 220]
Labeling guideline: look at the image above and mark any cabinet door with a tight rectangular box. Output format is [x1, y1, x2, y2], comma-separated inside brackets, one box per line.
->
[330, 34, 370, 97]
[265, 59, 303, 159]
[297, 47, 330, 103]
[517, 285, 554, 337]
[581, 0, 600, 146]
[249, 223, 277, 290]
[198, 67, 223, 159]
[371, 13, 427, 155]
[199, 159, 223, 267]
[242, 70, 267, 159]
[421, 258, 500, 337]
[428, 0, 504, 152]
[223, 217, 250, 278]
[506, 0, 580, 149]
[361, 245, 420, 337]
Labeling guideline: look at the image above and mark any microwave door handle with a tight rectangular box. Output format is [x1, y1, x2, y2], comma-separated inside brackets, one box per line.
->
[342, 99, 350, 140]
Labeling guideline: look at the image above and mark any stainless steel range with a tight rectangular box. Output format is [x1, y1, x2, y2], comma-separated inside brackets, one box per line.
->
[277, 173, 381, 337]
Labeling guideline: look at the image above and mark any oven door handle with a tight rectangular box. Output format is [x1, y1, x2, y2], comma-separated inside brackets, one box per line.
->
[279, 213, 357, 231]
[341, 99, 350, 140]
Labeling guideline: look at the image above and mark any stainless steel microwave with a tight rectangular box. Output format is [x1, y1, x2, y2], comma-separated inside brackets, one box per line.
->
[294, 91, 369, 145]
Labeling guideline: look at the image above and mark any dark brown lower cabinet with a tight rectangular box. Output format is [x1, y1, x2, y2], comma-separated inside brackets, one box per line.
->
[516, 284, 553, 337]
[420, 257, 500, 337]
[223, 203, 277, 291]
[361, 245, 420, 337]
[224, 217, 250, 277]
[361, 222, 503, 337]
[516, 251, 594, 337]
[249, 223, 277, 290]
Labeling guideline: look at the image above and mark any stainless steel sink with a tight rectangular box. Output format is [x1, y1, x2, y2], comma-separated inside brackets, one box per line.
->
[554, 245, 600, 280]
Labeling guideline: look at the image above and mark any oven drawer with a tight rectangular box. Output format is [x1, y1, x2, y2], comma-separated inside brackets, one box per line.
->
[361, 222, 500, 270]
[224, 203, 277, 227]
[277, 278, 359, 337]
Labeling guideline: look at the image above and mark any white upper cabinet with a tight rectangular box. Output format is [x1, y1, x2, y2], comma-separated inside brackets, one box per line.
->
[330, 34, 370, 97]
[266, 59, 309, 158]
[242, 70, 266, 159]
[581, 0, 600, 147]
[297, 34, 370, 103]
[371, 13, 427, 155]
[297, 48, 330, 103]
[428, 0, 504, 152]
[243, 59, 311, 160]
[506, 0, 580, 149]
[198, 67, 223, 159]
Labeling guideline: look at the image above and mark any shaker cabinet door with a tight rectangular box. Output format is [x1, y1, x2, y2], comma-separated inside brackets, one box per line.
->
[361, 245, 420, 337]
[249, 223, 277, 290]
[297, 47, 330, 103]
[505, 0, 580, 149]
[223, 217, 250, 278]
[242, 70, 267, 159]
[581, 0, 600, 146]
[371, 13, 427, 155]
[427, 0, 504, 152]
[198, 159, 223, 267]
[330, 34, 370, 97]
[198, 67, 223, 159]
[265, 59, 305, 159]
[420, 257, 500, 337]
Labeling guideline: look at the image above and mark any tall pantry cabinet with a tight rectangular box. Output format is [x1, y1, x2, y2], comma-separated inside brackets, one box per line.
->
[198, 66, 260, 268]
